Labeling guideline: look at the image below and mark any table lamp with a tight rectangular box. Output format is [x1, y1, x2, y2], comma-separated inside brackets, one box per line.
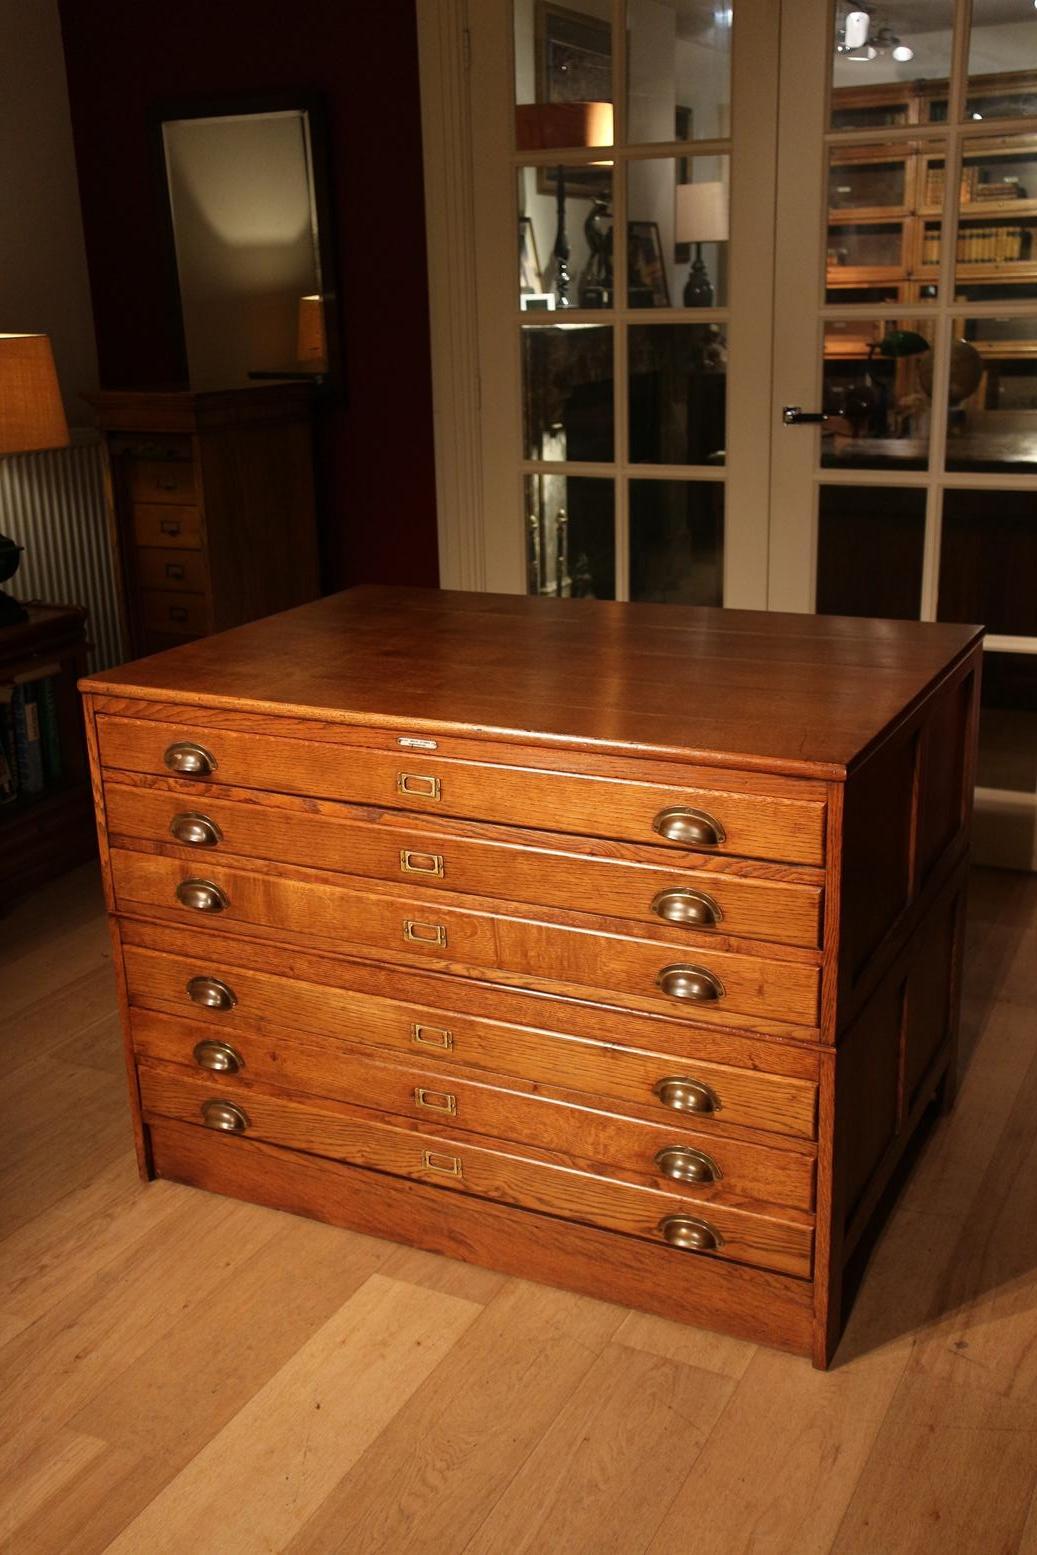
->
[515, 102, 614, 308]
[675, 182, 729, 307]
[297, 295, 327, 372]
[0, 333, 70, 626]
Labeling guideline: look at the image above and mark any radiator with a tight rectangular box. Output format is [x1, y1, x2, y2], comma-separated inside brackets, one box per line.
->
[1, 430, 126, 672]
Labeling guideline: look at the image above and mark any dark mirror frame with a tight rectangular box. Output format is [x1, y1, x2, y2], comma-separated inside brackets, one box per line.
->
[148, 89, 344, 397]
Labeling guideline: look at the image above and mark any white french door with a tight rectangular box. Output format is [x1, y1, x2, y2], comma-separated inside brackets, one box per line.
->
[417, 0, 1037, 866]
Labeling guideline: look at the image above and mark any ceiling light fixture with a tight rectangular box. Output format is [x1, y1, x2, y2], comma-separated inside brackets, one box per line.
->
[835, 6, 913, 63]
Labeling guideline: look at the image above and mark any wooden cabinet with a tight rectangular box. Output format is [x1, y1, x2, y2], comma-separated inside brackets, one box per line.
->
[81, 586, 982, 1367]
[1, 604, 94, 901]
[96, 386, 321, 658]
[828, 72, 1037, 312]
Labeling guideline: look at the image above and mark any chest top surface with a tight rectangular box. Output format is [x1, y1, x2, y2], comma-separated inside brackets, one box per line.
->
[80, 586, 982, 778]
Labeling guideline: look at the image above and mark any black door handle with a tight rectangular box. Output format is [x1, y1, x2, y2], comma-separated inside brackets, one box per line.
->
[783, 406, 829, 425]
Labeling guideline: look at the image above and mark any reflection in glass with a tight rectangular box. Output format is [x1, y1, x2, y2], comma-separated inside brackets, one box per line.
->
[522, 324, 614, 462]
[628, 325, 726, 464]
[627, 0, 731, 145]
[525, 475, 615, 599]
[951, 135, 1037, 301]
[821, 320, 934, 469]
[627, 156, 729, 308]
[943, 320, 1037, 472]
[968, 1, 1037, 119]
[938, 489, 1037, 635]
[515, 2, 611, 111]
[517, 166, 614, 310]
[830, 0, 952, 129]
[629, 480, 723, 603]
[817, 486, 925, 619]
[976, 652, 1037, 794]
[826, 222, 903, 278]
[827, 150, 907, 212]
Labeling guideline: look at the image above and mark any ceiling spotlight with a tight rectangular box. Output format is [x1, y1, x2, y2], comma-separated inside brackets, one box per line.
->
[844, 8, 871, 48]
[892, 42, 914, 60]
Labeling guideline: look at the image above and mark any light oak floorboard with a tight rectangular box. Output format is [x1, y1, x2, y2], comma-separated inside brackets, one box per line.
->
[0, 866, 1034, 1555]
[103, 1273, 482, 1555]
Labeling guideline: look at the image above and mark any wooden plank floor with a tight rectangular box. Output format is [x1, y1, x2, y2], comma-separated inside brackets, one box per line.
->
[1, 861, 1035, 1555]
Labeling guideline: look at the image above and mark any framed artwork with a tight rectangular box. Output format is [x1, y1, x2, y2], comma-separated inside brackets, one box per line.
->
[519, 216, 544, 295]
[534, 2, 612, 200]
[628, 221, 670, 307]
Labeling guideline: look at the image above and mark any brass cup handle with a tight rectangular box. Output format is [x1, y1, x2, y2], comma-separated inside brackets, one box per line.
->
[170, 812, 222, 848]
[655, 1145, 722, 1184]
[164, 741, 216, 777]
[176, 879, 229, 913]
[201, 1099, 249, 1134]
[193, 1039, 244, 1074]
[650, 888, 722, 929]
[186, 975, 236, 1010]
[652, 1076, 720, 1114]
[659, 1215, 723, 1252]
[656, 964, 724, 1003]
[652, 806, 726, 848]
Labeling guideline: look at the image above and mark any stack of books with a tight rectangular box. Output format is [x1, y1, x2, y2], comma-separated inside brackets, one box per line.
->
[0, 665, 64, 804]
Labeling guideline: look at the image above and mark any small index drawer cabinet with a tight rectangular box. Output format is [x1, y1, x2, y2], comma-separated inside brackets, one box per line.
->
[81, 586, 982, 1366]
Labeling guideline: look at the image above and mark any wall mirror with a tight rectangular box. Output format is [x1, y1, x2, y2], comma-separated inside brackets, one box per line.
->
[156, 95, 340, 391]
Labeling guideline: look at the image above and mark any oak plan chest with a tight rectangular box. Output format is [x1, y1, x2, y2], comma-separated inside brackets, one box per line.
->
[81, 587, 983, 1366]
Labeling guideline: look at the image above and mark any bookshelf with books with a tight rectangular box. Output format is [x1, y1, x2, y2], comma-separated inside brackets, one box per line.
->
[828, 78, 1037, 316]
[0, 604, 94, 903]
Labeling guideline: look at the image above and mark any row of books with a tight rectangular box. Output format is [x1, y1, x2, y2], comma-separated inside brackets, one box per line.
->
[0, 667, 63, 804]
[921, 227, 1031, 264]
[924, 165, 1027, 206]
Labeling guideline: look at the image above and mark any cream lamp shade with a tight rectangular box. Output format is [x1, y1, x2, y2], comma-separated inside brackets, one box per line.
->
[675, 182, 730, 246]
[0, 334, 69, 455]
[296, 295, 327, 368]
[515, 101, 614, 152]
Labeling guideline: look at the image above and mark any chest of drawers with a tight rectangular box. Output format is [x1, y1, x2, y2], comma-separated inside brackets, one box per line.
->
[81, 586, 982, 1366]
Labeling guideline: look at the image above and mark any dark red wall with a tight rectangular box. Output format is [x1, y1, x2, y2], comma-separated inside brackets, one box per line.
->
[58, 0, 439, 591]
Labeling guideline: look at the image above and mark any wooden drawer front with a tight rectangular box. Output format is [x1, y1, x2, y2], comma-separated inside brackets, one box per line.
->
[137, 1063, 814, 1278]
[130, 1009, 816, 1211]
[121, 945, 819, 1140]
[128, 458, 197, 504]
[134, 549, 208, 594]
[105, 783, 824, 950]
[110, 850, 821, 1028]
[139, 590, 208, 636]
[96, 717, 826, 866]
[132, 505, 203, 550]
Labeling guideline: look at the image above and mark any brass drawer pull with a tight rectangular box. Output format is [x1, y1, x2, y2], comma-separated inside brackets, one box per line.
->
[659, 1215, 723, 1252]
[412, 1022, 454, 1050]
[159, 518, 182, 536]
[404, 919, 447, 947]
[652, 807, 726, 848]
[655, 1145, 721, 1184]
[164, 741, 216, 777]
[169, 605, 189, 623]
[397, 772, 441, 800]
[651, 887, 722, 929]
[400, 849, 444, 877]
[170, 812, 222, 848]
[165, 562, 185, 581]
[415, 1086, 457, 1115]
[193, 1039, 244, 1074]
[653, 1076, 721, 1115]
[176, 878, 229, 913]
[157, 472, 179, 491]
[201, 1099, 248, 1134]
[186, 975, 236, 1010]
[421, 1149, 462, 1177]
[656, 964, 724, 1003]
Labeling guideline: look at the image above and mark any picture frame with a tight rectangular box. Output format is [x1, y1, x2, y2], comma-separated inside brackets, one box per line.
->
[534, 2, 612, 201]
[628, 221, 670, 307]
[519, 215, 544, 295]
